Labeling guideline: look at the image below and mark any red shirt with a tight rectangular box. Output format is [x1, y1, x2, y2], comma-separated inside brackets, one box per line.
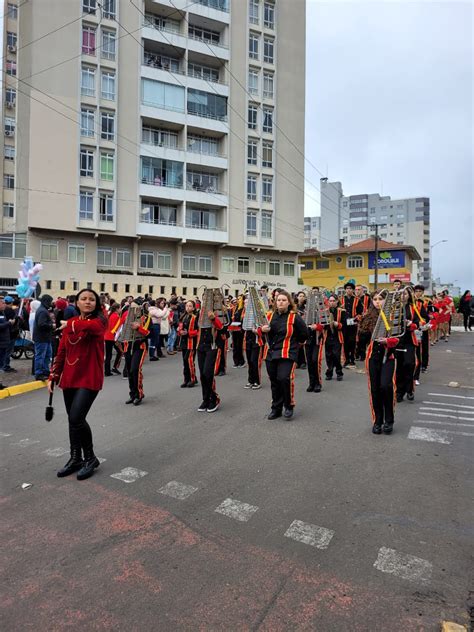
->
[50, 316, 106, 391]
[104, 311, 120, 341]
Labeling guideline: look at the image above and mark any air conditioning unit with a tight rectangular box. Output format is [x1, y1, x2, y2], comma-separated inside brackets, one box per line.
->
[7, 45, 17, 54]
[5, 130, 14, 137]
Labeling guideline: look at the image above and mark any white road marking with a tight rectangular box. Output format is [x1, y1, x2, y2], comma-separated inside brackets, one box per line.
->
[110, 467, 148, 483]
[43, 448, 69, 457]
[419, 411, 474, 421]
[215, 498, 259, 522]
[98, 457, 106, 463]
[416, 419, 474, 428]
[420, 407, 474, 415]
[284, 520, 335, 550]
[408, 427, 451, 444]
[422, 401, 474, 409]
[0, 405, 23, 413]
[11, 438, 40, 447]
[374, 547, 432, 583]
[428, 393, 474, 400]
[446, 430, 474, 437]
[0, 432, 12, 437]
[158, 480, 198, 500]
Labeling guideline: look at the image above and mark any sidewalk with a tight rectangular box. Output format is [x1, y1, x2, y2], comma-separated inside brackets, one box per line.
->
[0, 357, 46, 399]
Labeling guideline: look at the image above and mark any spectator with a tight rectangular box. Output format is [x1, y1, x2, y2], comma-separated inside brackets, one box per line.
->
[167, 302, 179, 354]
[0, 296, 15, 375]
[33, 294, 55, 381]
[458, 290, 472, 332]
[63, 295, 79, 320]
[29, 300, 41, 339]
[2, 296, 19, 373]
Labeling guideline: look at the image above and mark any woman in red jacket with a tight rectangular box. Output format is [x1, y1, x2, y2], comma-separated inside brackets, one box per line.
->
[48, 289, 106, 480]
[104, 303, 122, 376]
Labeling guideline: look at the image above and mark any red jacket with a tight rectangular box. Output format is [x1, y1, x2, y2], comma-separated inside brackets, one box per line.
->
[104, 311, 120, 341]
[50, 316, 106, 391]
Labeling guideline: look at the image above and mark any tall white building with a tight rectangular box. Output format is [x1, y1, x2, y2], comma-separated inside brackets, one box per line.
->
[303, 215, 320, 250]
[1, 0, 305, 297]
[319, 179, 431, 286]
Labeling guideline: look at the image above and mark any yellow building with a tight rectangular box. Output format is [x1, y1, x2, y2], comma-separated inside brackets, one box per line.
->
[300, 238, 421, 292]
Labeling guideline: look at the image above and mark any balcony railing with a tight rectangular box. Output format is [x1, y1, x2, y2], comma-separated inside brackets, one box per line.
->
[187, 66, 226, 85]
[186, 182, 225, 195]
[141, 128, 180, 149]
[196, 0, 229, 12]
[141, 176, 184, 189]
[141, 217, 179, 227]
[187, 104, 227, 121]
[187, 31, 228, 49]
[143, 52, 185, 74]
[186, 145, 226, 158]
[185, 221, 225, 231]
[143, 14, 181, 35]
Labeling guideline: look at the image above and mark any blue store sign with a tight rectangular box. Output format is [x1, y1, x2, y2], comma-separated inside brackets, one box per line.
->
[368, 250, 405, 269]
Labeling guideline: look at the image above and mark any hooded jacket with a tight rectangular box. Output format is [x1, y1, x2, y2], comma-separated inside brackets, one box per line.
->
[33, 295, 54, 343]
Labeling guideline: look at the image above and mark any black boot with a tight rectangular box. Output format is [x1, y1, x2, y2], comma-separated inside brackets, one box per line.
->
[77, 447, 100, 480]
[57, 448, 83, 478]
[306, 383, 315, 392]
[382, 422, 394, 434]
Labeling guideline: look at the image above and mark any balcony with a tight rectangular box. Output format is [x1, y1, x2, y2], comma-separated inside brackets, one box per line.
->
[143, 13, 181, 36]
[137, 217, 184, 241]
[187, 25, 229, 60]
[184, 222, 228, 244]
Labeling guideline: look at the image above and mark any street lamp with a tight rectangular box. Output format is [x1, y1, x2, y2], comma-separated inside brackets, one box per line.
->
[430, 239, 448, 293]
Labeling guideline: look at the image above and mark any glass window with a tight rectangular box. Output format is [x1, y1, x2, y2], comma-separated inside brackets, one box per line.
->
[99, 193, 114, 221]
[4, 117, 15, 134]
[263, 72, 274, 98]
[68, 243, 86, 263]
[83, 0, 96, 14]
[185, 208, 218, 230]
[79, 190, 94, 220]
[7, 32, 17, 48]
[347, 255, 363, 269]
[316, 259, 329, 270]
[187, 62, 219, 83]
[81, 108, 95, 137]
[97, 247, 112, 266]
[247, 174, 257, 201]
[80, 148, 94, 177]
[269, 260, 280, 275]
[246, 211, 257, 237]
[141, 157, 183, 188]
[157, 252, 172, 270]
[5, 88, 16, 105]
[199, 256, 212, 273]
[101, 71, 115, 100]
[81, 66, 95, 96]
[141, 202, 177, 225]
[188, 24, 221, 45]
[187, 170, 219, 193]
[255, 260, 266, 275]
[142, 79, 185, 112]
[187, 88, 227, 120]
[248, 69, 259, 96]
[101, 29, 116, 60]
[221, 257, 234, 273]
[284, 261, 295, 276]
[103, 0, 116, 19]
[6, 60, 16, 76]
[248, 103, 258, 130]
[4, 145, 15, 161]
[100, 152, 114, 181]
[7, 4, 18, 19]
[3, 203, 14, 218]
[264, 2, 274, 28]
[82, 25, 96, 55]
[182, 255, 196, 272]
[247, 139, 258, 165]
[263, 36, 274, 63]
[187, 134, 218, 155]
[40, 241, 59, 261]
[263, 106, 273, 133]
[100, 111, 115, 141]
[261, 211, 272, 238]
[238, 257, 250, 274]
[3, 174, 14, 189]
[262, 176, 272, 202]
[116, 249, 131, 268]
[140, 251, 154, 269]
[249, 0, 259, 24]
[262, 141, 272, 167]
[249, 32, 259, 59]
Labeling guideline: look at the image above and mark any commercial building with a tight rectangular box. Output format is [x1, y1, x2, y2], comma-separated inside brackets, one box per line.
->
[1, 0, 305, 297]
[300, 238, 421, 292]
[303, 215, 320, 250]
[319, 179, 430, 287]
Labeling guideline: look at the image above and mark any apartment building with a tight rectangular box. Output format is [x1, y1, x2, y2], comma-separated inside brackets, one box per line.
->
[0, 0, 305, 297]
[319, 179, 431, 286]
[303, 215, 320, 250]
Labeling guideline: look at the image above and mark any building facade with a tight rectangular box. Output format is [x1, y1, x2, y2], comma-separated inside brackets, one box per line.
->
[303, 215, 320, 250]
[319, 179, 430, 287]
[1, 0, 305, 297]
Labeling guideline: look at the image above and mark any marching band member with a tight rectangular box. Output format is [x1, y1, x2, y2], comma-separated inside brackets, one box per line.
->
[260, 290, 308, 420]
[355, 284, 372, 361]
[229, 296, 245, 368]
[296, 291, 307, 369]
[395, 287, 421, 402]
[306, 320, 325, 392]
[340, 282, 363, 366]
[363, 292, 399, 435]
[324, 294, 347, 381]
[243, 299, 265, 390]
[215, 300, 232, 376]
[178, 300, 198, 388]
[197, 309, 223, 413]
[413, 285, 431, 382]
[104, 303, 122, 376]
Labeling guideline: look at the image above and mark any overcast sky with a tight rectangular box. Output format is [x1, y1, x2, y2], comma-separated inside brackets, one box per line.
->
[304, 0, 473, 290]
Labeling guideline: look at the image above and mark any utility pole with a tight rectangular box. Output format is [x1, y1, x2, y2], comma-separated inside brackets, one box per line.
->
[374, 224, 379, 291]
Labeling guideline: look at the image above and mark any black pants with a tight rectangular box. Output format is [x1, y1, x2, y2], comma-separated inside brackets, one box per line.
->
[462, 313, 471, 330]
[343, 326, 357, 364]
[104, 340, 122, 374]
[367, 345, 395, 426]
[182, 348, 197, 384]
[197, 348, 219, 407]
[63, 388, 98, 453]
[297, 344, 306, 367]
[356, 331, 371, 361]
[325, 339, 343, 377]
[266, 358, 295, 412]
[232, 331, 245, 366]
[246, 338, 263, 385]
[306, 338, 323, 388]
[396, 344, 417, 397]
[125, 341, 147, 400]
[215, 337, 227, 374]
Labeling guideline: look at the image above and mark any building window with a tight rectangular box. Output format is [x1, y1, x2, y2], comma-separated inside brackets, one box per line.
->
[248, 103, 258, 130]
[144, 125, 179, 148]
[140, 251, 154, 269]
[186, 169, 219, 193]
[40, 241, 59, 261]
[80, 148, 94, 177]
[187, 134, 217, 155]
[3, 203, 14, 218]
[262, 176, 273, 203]
[221, 257, 234, 273]
[182, 255, 196, 272]
[97, 247, 112, 267]
[247, 174, 257, 201]
[7, 32, 17, 48]
[185, 208, 217, 230]
[157, 252, 172, 270]
[81, 108, 95, 137]
[263, 106, 273, 133]
[81, 66, 96, 96]
[347, 255, 363, 269]
[141, 202, 177, 225]
[7, 4, 18, 19]
[99, 193, 114, 221]
[83, 0, 97, 15]
[264, 1, 274, 28]
[238, 257, 250, 274]
[101, 71, 116, 100]
[101, 29, 116, 60]
[246, 211, 257, 237]
[79, 190, 94, 220]
[255, 260, 266, 275]
[249, 32, 259, 59]
[4, 145, 15, 161]
[82, 25, 96, 55]
[4, 117, 15, 135]
[303, 260, 313, 270]
[6, 60, 17, 76]
[269, 260, 280, 276]
[5, 88, 16, 106]
[262, 141, 273, 167]
[187, 62, 219, 83]
[199, 256, 212, 273]
[60, 281, 66, 291]
[263, 37, 274, 63]
[248, 68, 259, 95]
[187, 88, 227, 120]
[116, 249, 131, 268]
[263, 72, 274, 99]
[100, 152, 114, 180]
[249, 0, 259, 24]
[188, 24, 221, 45]
[100, 111, 115, 141]
[3, 174, 14, 189]
[316, 259, 329, 270]
[247, 139, 258, 166]
[284, 261, 295, 276]
[261, 211, 272, 238]
[141, 157, 183, 187]
[68, 243, 86, 264]
[0, 233, 26, 258]
[103, 0, 116, 19]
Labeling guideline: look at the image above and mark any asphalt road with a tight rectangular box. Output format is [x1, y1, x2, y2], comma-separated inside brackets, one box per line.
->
[1, 332, 473, 631]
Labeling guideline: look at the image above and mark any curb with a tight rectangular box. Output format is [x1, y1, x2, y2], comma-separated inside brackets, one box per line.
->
[0, 380, 46, 399]
[441, 622, 468, 631]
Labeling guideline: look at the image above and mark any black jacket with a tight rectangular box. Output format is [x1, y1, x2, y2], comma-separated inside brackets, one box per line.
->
[33, 299, 54, 343]
[266, 310, 308, 362]
[0, 310, 11, 348]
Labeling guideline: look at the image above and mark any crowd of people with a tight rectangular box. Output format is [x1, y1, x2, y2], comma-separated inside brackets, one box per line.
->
[0, 282, 471, 481]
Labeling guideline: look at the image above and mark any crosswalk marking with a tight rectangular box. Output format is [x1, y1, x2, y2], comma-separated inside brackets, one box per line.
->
[158, 480, 198, 500]
[445, 430, 474, 437]
[422, 401, 474, 409]
[416, 419, 474, 428]
[420, 407, 474, 416]
[419, 411, 474, 421]
[215, 498, 259, 522]
[374, 547, 432, 583]
[12, 438, 40, 447]
[428, 393, 474, 400]
[110, 467, 148, 483]
[284, 520, 334, 549]
[0, 432, 12, 437]
[408, 427, 451, 444]
[43, 448, 69, 457]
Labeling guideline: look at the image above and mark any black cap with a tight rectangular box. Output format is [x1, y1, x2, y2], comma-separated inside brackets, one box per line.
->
[344, 282, 355, 290]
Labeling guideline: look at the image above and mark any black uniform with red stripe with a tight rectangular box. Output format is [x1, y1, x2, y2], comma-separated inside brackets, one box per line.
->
[306, 324, 325, 391]
[366, 335, 398, 431]
[324, 307, 347, 378]
[178, 312, 198, 386]
[229, 306, 245, 367]
[215, 308, 231, 375]
[197, 315, 223, 409]
[341, 295, 363, 365]
[244, 328, 265, 386]
[413, 298, 431, 378]
[356, 294, 372, 361]
[115, 312, 150, 403]
[395, 304, 421, 399]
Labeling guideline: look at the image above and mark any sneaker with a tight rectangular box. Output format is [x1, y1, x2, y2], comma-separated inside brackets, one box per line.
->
[112, 368, 121, 375]
[283, 407, 293, 419]
[197, 402, 207, 412]
[207, 402, 220, 413]
[415, 379, 420, 386]
[251, 383, 262, 390]
[407, 393, 415, 401]
[244, 383, 253, 389]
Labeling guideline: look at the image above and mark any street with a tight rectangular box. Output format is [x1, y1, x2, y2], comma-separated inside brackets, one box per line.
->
[1, 333, 473, 631]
